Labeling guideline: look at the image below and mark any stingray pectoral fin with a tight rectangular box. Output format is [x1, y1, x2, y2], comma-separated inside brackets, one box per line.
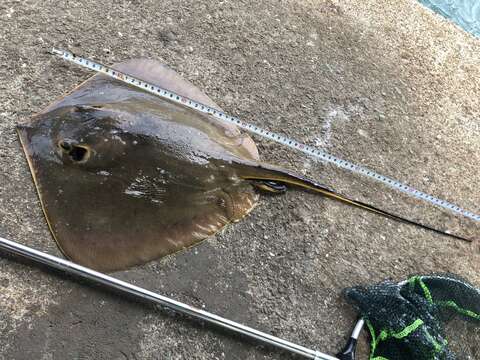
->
[24, 157, 260, 273]
[237, 162, 472, 242]
[28, 185, 258, 273]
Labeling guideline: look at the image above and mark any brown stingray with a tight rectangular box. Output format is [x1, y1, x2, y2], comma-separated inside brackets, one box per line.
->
[17, 59, 468, 272]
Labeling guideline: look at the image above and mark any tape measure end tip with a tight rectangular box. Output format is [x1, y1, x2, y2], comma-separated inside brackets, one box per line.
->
[50, 48, 63, 56]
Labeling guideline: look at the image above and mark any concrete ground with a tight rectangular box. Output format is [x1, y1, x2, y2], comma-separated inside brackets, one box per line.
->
[0, 0, 479, 359]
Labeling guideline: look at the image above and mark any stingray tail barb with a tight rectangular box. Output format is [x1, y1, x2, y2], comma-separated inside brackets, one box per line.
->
[237, 161, 471, 242]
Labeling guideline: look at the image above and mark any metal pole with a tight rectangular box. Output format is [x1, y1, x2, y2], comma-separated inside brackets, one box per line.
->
[0, 236, 337, 360]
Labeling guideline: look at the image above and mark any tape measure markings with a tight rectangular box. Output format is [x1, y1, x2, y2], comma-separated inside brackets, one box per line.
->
[50, 48, 480, 222]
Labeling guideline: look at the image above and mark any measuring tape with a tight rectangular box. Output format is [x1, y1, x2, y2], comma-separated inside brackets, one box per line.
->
[50, 48, 479, 222]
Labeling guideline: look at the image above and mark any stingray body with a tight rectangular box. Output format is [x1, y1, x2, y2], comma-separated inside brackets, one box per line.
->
[17, 59, 465, 272]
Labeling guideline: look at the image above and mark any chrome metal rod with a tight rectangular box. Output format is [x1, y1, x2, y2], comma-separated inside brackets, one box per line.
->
[351, 319, 364, 340]
[0, 236, 337, 360]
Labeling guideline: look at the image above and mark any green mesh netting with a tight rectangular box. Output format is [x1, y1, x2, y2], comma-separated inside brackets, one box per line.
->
[344, 274, 480, 360]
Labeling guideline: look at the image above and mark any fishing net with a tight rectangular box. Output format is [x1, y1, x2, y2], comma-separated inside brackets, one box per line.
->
[344, 274, 480, 360]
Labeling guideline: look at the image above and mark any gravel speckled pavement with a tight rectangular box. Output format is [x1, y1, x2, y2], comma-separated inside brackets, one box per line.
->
[0, 0, 479, 359]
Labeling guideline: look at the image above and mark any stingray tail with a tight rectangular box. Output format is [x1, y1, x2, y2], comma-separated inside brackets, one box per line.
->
[237, 161, 471, 242]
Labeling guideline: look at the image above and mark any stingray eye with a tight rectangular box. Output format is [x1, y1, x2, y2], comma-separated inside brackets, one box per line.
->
[59, 140, 72, 152]
[58, 140, 91, 163]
